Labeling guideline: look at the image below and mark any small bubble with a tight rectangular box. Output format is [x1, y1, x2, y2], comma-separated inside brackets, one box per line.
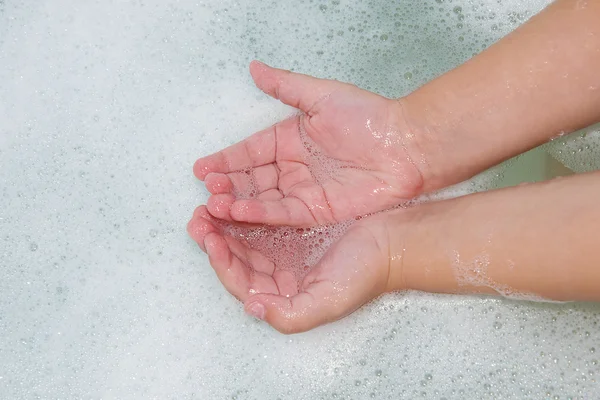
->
[30, 242, 38, 252]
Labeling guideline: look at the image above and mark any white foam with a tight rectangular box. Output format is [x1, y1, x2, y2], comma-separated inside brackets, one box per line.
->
[2, 0, 599, 399]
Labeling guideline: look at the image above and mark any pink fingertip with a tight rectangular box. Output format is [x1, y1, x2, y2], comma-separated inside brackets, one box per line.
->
[245, 301, 266, 320]
[205, 173, 231, 194]
[207, 195, 234, 220]
[192, 205, 207, 219]
[193, 159, 212, 180]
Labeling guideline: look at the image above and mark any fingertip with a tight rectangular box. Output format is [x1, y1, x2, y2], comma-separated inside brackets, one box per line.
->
[192, 205, 209, 219]
[205, 172, 232, 194]
[250, 59, 267, 70]
[205, 233, 234, 274]
[193, 158, 211, 180]
[187, 214, 217, 252]
[244, 300, 266, 321]
[245, 293, 311, 334]
[207, 194, 235, 220]
[249, 60, 269, 79]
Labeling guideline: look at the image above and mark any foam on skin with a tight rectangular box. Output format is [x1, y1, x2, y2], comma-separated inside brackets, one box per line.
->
[452, 251, 556, 303]
[216, 217, 355, 283]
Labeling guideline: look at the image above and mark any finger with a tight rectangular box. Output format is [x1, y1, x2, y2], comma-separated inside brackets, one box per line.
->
[273, 269, 299, 297]
[234, 164, 279, 195]
[214, 164, 279, 198]
[187, 206, 219, 251]
[193, 125, 276, 180]
[205, 232, 252, 301]
[207, 194, 236, 221]
[230, 198, 317, 226]
[205, 172, 233, 194]
[224, 235, 275, 276]
[243, 279, 347, 334]
[249, 60, 341, 114]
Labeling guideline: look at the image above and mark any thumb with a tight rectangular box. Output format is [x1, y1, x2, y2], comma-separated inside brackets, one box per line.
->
[243, 279, 358, 334]
[249, 60, 343, 114]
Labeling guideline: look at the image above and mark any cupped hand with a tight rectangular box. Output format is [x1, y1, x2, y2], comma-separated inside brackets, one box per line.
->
[194, 61, 426, 227]
[187, 205, 396, 334]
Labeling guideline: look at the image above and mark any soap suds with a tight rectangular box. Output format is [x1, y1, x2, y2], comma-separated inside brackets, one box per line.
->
[452, 251, 555, 302]
[2, 0, 598, 399]
[215, 217, 354, 283]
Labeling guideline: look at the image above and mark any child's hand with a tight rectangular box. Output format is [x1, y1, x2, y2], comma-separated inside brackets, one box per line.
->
[187, 205, 399, 334]
[194, 61, 426, 227]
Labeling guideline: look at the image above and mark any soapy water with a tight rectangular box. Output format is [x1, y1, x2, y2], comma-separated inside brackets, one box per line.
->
[452, 251, 554, 303]
[213, 121, 543, 301]
[207, 119, 356, 283]
[211, 114, 406, 285]
[2, 0, 600, 399]
[545, 123, 600, 173]
[216, 217, 354, 283]
[298, 116, 357, 187]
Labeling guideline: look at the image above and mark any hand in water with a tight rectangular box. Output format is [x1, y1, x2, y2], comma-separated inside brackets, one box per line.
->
[187, 205, 397, 334]
[194, 61, 425, 227]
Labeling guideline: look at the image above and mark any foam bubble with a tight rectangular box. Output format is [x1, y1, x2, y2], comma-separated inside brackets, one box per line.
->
[452, 250, 557, 303]
[298, 115, 357, 186]
[216, 217, 354, 283]
[545, 124, 600, 173]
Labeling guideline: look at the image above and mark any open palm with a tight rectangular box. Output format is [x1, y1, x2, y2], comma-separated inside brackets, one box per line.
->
[194, 61, 425, 227]
[187, 205, 391, 334]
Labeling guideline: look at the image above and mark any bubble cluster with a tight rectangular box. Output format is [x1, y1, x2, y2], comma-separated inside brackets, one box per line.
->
[216, 217, 354, 282]
[545, 124, 600, 173]
[298, 116, 357, 186]
[452, 250, 555, 302]
[231, 167, 259, 199]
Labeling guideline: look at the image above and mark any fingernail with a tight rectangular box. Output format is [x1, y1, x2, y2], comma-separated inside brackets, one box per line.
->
[246, 302, 266, 320]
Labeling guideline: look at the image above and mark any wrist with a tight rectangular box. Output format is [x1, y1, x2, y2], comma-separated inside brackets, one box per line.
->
[383, 199, 467, 296]
[394, 93, 465, 194]
[382, 205, 429, 293]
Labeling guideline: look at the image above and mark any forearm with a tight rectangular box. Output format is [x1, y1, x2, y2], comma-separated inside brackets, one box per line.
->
[401, 0, 600, 192]
[388, 171, 600, 302]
